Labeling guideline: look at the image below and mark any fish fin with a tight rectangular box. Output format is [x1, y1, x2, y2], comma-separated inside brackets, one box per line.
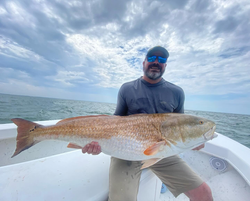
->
[11, 118, 42, 158]
[67, 143, 83, 149]
[143, 141, 166, 156]
[56, 115, 109, 125]
[141, 158, 162, 169]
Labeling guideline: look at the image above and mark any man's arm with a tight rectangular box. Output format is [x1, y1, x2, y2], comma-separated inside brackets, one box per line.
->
[173, 88, 185, 114]
[114, 85, 128, 116]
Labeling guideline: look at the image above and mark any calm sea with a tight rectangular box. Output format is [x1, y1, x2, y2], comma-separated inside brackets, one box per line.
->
[0, 93, 249, 148]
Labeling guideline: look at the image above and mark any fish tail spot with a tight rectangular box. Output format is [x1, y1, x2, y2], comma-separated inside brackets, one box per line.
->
[11, 118, 41, 157]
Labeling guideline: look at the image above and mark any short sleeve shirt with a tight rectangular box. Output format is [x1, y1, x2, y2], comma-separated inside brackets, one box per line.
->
[114, 77, 185, 116]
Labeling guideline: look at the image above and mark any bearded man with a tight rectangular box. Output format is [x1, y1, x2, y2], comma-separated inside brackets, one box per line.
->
[83, 46, 213, 201]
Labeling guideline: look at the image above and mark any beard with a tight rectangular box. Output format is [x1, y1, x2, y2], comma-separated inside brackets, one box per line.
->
[143, 63, 165, 80]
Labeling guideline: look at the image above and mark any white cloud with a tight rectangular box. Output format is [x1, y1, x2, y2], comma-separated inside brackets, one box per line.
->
[46, 70, 88, 86]
[0, 67, 30, 80]
[66, 34, 142, 88]
[0, 78, 117, 103]
[0, 36, 42, 61]
[0, 0, 250, 114]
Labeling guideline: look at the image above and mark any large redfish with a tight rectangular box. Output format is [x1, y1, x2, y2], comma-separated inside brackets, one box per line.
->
[11, 113, 216, 168]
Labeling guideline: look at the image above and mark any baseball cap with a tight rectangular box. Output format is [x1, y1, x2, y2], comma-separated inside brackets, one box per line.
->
[146, 46, 169, 58]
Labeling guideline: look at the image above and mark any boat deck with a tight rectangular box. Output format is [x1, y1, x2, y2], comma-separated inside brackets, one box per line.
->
[2, 149, 249, 201]
[160, 150, 250, 201]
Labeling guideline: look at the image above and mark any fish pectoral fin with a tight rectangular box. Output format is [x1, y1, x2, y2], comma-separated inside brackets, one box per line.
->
[143, 141, 166, 156]
[67, 143, 83, 149]
[141, 158, 162, 169]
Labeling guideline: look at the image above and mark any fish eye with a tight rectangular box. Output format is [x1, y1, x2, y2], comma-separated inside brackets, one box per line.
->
[199, 121, 204, 124]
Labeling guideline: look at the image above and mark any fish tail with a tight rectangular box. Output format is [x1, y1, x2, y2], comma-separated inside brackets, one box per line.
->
[11, 118, 42, 158]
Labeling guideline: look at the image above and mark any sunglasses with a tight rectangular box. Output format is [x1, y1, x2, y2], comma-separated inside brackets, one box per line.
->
[147, 56, 167, 63]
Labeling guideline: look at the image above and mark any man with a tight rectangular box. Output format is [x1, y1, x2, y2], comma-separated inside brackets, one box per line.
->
[82, 46, 213, 201]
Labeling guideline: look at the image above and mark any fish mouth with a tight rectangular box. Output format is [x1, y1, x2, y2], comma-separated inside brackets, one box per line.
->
[203, 125, 217, 140]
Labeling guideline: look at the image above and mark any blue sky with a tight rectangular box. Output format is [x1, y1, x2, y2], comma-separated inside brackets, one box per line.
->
[0, 0, 250, 115]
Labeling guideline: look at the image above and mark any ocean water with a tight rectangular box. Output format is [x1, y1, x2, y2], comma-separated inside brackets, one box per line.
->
[0, 93, 249, 149]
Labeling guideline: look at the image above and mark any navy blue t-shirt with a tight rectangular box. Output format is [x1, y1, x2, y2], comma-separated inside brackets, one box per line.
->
[114, 77, 185, 116]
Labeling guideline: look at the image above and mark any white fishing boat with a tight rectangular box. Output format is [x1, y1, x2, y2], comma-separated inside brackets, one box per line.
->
[0, 120, 250, 201]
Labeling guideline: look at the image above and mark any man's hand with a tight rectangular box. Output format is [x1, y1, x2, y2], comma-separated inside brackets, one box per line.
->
[192, 143, 205, 151]
[82, 141, 101, 155]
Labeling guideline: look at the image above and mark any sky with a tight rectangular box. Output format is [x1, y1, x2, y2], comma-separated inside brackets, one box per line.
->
[0, 0, 250, 115]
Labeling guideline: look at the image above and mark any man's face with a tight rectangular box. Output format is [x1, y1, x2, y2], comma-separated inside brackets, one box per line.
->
[143, 51, 167, 80]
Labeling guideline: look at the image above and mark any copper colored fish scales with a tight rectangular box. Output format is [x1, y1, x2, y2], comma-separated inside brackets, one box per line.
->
[11, 113, 216, 168]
